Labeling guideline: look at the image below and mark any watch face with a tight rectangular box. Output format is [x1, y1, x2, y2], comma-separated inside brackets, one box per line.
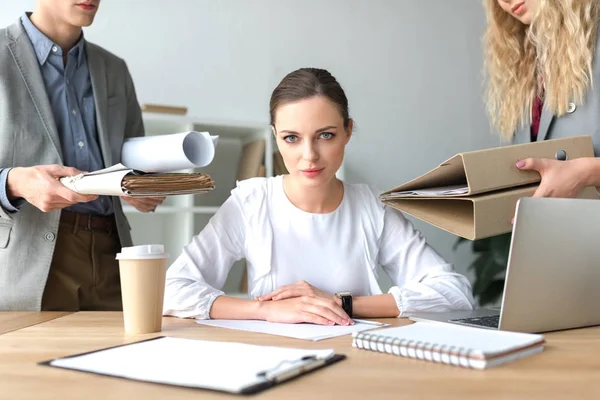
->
[337, 292, 352, 297]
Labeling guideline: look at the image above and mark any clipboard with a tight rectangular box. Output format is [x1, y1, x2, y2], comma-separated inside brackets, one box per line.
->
[39, 336, 346, 395]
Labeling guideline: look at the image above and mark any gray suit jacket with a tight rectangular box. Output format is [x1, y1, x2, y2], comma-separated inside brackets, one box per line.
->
[513, 29, 600, 155]
[0, 19, 144, 310]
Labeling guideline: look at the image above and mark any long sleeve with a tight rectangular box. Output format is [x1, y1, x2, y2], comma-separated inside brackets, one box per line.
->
[378, 206, 475, 316]
[0, 168, 24, 214]
[163, 194, 246, 319]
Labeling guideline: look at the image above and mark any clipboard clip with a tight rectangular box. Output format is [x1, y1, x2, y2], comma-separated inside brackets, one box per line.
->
[256, 355, 325, 382]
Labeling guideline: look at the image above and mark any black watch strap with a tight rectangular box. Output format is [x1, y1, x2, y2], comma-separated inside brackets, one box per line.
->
[337, 292, 353, 317]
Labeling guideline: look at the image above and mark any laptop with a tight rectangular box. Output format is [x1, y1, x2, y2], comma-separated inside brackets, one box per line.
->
[408, 197, 600, 333]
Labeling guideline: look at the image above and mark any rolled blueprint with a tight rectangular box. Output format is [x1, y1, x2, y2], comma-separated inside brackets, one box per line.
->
[121, 131, 219, 172]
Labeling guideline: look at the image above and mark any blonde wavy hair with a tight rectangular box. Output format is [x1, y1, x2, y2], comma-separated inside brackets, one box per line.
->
[483, 0, 600, 140]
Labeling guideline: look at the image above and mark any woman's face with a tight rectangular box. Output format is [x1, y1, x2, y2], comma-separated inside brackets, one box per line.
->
[497, 0, 538, 25]
[273, 95, 351, 189]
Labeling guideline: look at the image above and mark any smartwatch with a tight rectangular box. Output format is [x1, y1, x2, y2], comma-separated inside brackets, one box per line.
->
[335, 292, 353, 317]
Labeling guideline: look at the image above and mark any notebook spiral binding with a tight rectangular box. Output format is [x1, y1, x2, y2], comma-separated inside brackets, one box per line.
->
[352, 332, 476, 368]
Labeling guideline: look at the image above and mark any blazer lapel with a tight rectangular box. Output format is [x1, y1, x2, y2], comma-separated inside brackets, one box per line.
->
[86, 42, 112, 167]
[6, 21, 62, 160]
[536, 104, 554, 142]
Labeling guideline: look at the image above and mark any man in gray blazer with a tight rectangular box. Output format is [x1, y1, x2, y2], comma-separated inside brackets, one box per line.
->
[0, 0, 164, 310]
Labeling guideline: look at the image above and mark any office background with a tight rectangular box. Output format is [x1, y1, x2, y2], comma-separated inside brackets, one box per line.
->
[0, 0, 502, 291]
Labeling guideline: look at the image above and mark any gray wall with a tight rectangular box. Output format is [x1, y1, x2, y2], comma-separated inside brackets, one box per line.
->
[0, 0, 502, 289]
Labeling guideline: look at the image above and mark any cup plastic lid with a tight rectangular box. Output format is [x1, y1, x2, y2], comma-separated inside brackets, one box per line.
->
[116, 244, 168, 260]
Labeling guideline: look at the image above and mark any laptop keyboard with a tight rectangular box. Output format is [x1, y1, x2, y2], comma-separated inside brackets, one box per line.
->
[449, 314, 500, 329]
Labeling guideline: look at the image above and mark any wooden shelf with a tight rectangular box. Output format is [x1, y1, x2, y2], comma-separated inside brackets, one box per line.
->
[142, 114, 270, 141]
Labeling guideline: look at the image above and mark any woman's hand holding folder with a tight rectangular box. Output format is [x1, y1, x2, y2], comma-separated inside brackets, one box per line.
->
[516, 157, 591, 199]
[512, 156, 600, 224]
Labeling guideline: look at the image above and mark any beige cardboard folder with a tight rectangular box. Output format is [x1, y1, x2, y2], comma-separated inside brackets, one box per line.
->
[381, 136, 599, 240]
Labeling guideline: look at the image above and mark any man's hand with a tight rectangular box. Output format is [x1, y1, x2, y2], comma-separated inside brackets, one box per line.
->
[7, 165, 98, 212]
[121, 196, 166, 212]
[516, 158, 587, 198]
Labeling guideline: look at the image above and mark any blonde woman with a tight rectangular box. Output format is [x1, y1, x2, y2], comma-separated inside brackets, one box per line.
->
[484, 0, 600, 198]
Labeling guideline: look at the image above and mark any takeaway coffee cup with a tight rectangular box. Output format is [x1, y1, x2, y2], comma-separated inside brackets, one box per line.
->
[116, 245, 168, 334]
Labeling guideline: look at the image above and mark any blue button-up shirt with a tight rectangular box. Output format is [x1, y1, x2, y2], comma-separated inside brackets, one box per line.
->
[0, 13, 113, 215]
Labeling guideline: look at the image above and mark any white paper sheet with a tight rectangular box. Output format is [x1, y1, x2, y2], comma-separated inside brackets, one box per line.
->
[48, 337, 336, 393]
[195, 319, 388, 341]
[121, 131, 219, 172]
[59, 164, 133, 196]
[389, 184, 469, 197]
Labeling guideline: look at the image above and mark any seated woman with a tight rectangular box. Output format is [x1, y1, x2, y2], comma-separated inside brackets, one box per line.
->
[163, 68, 474, 325]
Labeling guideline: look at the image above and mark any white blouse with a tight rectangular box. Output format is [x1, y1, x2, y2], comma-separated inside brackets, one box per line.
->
[163, 176, 475, 319]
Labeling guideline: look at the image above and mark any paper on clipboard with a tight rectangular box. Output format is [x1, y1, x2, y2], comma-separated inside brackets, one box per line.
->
[41, 337, 344, 394]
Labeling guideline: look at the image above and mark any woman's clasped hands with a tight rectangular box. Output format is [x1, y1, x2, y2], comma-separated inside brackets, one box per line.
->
[256, 280, 354, 326]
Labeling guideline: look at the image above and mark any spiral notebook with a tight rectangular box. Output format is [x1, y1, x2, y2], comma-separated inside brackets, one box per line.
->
[352, 322, 545, 369]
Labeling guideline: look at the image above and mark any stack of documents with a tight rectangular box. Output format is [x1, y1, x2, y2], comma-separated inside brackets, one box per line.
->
[60, 164, 215, 197]
[122, 172, 214, 196]
[60, 131, 218, 197]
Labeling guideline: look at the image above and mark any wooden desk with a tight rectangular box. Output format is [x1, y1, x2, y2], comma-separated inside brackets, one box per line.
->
[0, 312, 598, 399]
[0, 312, 71, 335]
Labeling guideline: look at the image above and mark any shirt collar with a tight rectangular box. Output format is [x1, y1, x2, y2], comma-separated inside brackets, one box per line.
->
[20, 12, 86, 67]
[71, 38, 86, 67]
